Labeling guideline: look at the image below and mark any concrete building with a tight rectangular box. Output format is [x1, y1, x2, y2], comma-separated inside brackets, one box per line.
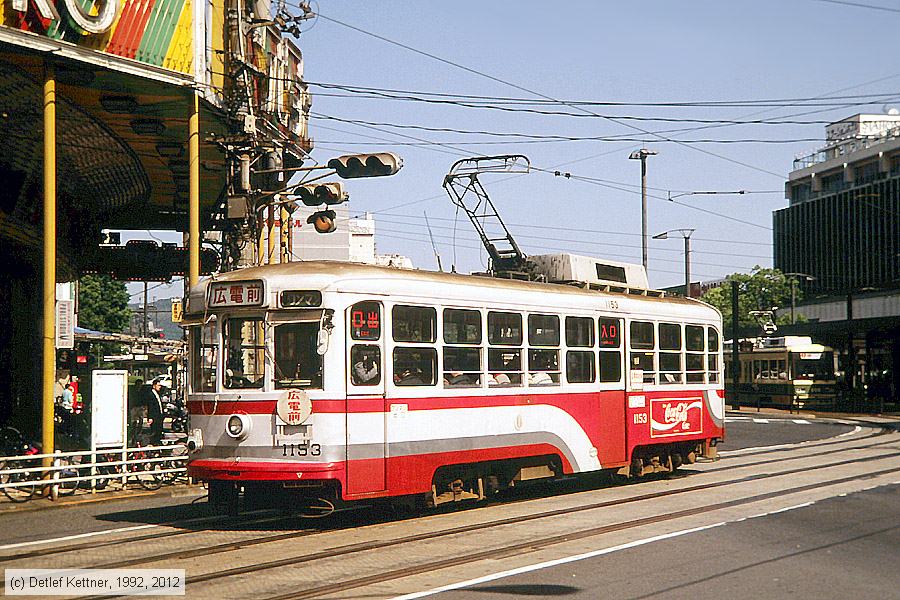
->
[774, 112, 900, 404]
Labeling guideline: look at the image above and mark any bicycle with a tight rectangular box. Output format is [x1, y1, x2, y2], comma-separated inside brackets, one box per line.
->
[0, 426, 38, 503]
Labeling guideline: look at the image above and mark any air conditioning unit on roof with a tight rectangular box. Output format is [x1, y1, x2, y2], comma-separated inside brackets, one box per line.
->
[529, 253, 649, 289]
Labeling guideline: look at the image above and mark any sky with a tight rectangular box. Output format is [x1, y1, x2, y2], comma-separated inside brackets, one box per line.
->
[130, 0, 900, 299]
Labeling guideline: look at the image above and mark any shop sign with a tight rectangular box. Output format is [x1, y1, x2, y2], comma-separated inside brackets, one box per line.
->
[10, 0, 118, 35]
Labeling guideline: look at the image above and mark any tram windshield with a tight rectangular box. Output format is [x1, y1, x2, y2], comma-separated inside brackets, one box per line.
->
[791, 351, 835, 381]
[274, 321, 323, 389]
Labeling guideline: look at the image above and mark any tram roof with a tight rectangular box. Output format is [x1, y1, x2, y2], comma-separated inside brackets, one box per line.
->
[186, 261, 719, 321]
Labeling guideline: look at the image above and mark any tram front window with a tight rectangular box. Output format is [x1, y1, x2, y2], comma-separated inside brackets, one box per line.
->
[275, 322, 323, 389]
[791, 352, 834, 381]
[224, 318, 265, 389]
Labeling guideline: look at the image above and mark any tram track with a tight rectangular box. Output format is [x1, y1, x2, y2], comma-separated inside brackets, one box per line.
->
[8, 425, 894, 569]
[0, 509, 302, 564]
[259, 465, 900, 600]
[72, 445, 900, 599]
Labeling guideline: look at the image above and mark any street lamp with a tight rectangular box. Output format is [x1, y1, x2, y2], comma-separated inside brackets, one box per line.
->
[653, 228, 695, 297]
[667, 190, 748, 201]
[629, 148, 657, 272]
[784, 272, 816, 325]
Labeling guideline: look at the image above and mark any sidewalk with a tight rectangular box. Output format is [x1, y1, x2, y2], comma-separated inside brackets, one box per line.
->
[726, 405, 900, 425]
[0, 482, 204, 516]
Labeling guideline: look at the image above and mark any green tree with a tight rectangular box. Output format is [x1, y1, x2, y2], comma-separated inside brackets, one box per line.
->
[701, 267, 798, 329]
[77, 275, 131, 333]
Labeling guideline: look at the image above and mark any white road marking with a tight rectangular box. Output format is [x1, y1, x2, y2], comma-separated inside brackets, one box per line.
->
[0, 524, 158, 551]
[752, 418, 770, 423]
[792, 419, 811, 424]
[391, 523, 727, 600]
[0, 509, 276, 552]
[393, 481, 899, 600]
[708, 425, 864, 456]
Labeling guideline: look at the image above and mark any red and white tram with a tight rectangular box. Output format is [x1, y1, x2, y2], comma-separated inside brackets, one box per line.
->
[184, 259, 724, 509]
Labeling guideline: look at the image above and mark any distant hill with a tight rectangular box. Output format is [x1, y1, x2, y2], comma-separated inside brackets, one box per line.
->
[127, 298, 183, 340]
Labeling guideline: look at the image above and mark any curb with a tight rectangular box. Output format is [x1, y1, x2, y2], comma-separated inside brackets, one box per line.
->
[0, 483, 206, 516]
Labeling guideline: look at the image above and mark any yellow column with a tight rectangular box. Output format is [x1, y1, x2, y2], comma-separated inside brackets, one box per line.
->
[267, 205, 276, 264]
[42, 65, 56, 469]
[280, 205, 290, 263]
[188, 93, 200, 287]
[257, 211, 266, 266]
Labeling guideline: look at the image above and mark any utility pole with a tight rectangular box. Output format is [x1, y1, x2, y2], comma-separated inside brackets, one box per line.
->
[142, 281, 148, 337]
[629, 149, 657, 272]
[784, 272, 815, 324]
[652, 228, 694, 297]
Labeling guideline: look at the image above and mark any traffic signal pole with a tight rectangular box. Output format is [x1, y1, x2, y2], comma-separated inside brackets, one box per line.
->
[42, 64, 57, 471]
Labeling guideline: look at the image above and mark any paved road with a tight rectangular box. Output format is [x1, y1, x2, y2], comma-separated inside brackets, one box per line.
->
[435, 483, 900, 600]
[0, 413, 892, 600]
[722, 413, 856, 450]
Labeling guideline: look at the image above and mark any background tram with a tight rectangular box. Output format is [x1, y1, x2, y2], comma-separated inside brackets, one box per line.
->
[725, 336, 837, 410]
[184, 258, 725, 510]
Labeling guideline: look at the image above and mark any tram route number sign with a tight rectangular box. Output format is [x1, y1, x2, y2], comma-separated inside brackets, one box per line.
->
[277, 390, 312, 426]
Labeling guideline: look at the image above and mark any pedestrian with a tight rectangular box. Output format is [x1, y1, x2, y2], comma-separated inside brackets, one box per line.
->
[144, 379, 165, 446]
[61, 383, 74, 412]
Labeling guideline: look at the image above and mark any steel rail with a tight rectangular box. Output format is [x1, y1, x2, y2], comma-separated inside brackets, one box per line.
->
[73, 446, 900, 600]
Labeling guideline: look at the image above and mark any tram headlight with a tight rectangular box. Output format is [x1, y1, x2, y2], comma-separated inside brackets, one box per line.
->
[226, 413, 252, 440]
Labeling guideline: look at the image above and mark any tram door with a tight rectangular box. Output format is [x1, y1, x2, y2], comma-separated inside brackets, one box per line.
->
[345, 301, 387, 495]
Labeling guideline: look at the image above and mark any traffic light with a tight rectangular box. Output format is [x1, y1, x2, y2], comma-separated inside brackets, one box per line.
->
[296, 182, 348, 207]
[307, 210, 337, 234]
[327, 152, 403, 179]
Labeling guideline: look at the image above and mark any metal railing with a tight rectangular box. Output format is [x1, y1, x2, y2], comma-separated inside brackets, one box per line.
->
[0, 443, 188, 503]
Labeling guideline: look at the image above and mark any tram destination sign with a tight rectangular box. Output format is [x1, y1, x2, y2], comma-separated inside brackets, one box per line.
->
[209, 281, 265, 308]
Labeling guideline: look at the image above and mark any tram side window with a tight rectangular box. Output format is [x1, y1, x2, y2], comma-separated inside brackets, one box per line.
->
[224, 318, 265, 389]
[707, 327, 720, 383]
[686, 325, 705, 383]
[658, 323, 682, 384]
[488, 311, 522, 345]
[528, 314, 560, 385]
[350, 344, 381, 386]
[393, 305, 436, 343]
[443, 308, 483, 388]
[599, 317, 622, 383]
[444, 308, 481, 344]
[274, 322, 323, 389]
[630, 320, 655, 384]
[488, 311, 523, 387]
[191, 321, 218, 392]
[566, 351, 595, 383]
[488, 349, 523, 386]
[565, 317, 595, 384]
[393, 347, 437, 386]
[566, 317, 594, 347]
